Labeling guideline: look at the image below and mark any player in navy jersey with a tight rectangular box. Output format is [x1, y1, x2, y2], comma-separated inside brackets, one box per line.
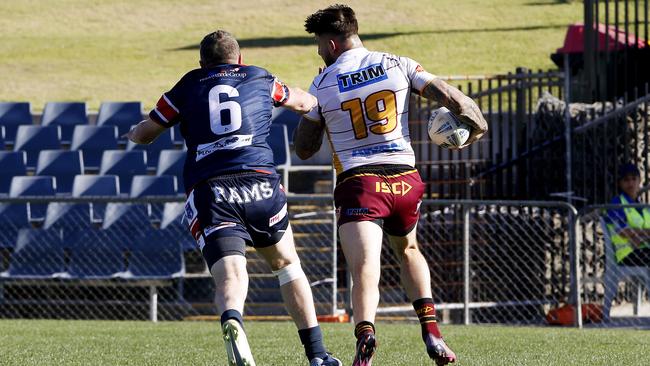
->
[126, 30, 341, 366]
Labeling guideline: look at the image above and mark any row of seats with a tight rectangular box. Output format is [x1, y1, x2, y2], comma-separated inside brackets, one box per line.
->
[1, 226, 185, 279]
[0, 149, 184, 194]
[7, 124, 181, 170]
[0, 101, 185, 145]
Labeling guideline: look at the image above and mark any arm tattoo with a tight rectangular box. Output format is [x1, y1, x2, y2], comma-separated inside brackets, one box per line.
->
[294, 117, 325, 160]
[421, 78, 488, 142]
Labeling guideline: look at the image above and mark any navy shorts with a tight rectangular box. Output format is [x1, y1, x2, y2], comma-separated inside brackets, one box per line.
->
[185, 172, 289, 268]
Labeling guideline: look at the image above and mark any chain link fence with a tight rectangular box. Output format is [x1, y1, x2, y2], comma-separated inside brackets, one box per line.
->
[1, 197, 649, 328]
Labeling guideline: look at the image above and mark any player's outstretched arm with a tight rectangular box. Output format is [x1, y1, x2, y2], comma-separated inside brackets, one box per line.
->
[282, 86, 318, 115]
[294, 117, 324, 160]
[123, 117, 167, 145]
[421, 78, 488, 146]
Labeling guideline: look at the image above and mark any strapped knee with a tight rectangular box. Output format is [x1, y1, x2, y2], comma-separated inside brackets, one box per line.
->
[272, 261, 306, 286]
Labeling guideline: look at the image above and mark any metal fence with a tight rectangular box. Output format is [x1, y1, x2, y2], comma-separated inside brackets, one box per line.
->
[2, 196, 649, 328]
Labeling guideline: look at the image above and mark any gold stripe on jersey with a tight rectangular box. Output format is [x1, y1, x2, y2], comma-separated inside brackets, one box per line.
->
[337, 169, 418, 185]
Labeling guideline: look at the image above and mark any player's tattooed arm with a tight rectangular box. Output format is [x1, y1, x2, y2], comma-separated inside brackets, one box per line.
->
[421, 78, 488, 145]
[294, 117, 325, 160]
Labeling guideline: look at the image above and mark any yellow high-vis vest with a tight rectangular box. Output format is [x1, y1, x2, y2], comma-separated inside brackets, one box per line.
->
[608, 194, 650, 263]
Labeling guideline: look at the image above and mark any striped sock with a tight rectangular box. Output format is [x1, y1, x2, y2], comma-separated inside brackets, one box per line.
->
[354, 321, 375, 340]
[413, 298, 442, 339]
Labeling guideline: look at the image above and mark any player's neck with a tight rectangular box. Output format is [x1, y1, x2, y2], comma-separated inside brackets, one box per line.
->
[339, 35, 363, 53]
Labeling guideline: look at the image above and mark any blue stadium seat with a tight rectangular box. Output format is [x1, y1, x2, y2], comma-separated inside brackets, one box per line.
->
[0, 126, 6, 149]
[99, 150, 147, 194]
[13, 125, 61, 169]
[127, 229, 184, 278]
[160, 202, 195, 252]
[172, 124, 183, 146]
[10, 176, 56, 222]
[156, 150, 186, 193]
[0, 102, 32, 144]
[269, 124, 290, 167]
[41, 102, 88, 144]
[97, 101, 143, 143]
[71, 175, 120, 223]
[130, 175, 177, 197]
[126, 129, 174, 170]
[271, 107, 300, 143]
[70, 125, 118, 170]
[5, 228, 66, 278]
[72, 174, 120, 197]
[67, 229, 126, 278]
[0, 203, 29, 250]
[36, 150, 84, 194]
[101, 203, 150, 231]
[0, 151, 26, 195]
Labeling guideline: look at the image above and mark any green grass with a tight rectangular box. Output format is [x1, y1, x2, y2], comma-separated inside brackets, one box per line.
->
[0, 0, 589, 111]
[1, 320, 650, 365]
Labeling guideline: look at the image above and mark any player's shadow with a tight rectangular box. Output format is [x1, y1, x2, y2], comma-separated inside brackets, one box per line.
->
[172, 25, 567, 51]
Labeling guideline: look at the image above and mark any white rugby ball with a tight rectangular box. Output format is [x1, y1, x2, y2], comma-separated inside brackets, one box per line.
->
[427, 107, 471, 148]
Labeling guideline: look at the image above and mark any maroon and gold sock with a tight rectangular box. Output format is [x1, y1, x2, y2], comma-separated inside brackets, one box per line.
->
[354, 321, 375, 340]
[413, 298, 442, 339]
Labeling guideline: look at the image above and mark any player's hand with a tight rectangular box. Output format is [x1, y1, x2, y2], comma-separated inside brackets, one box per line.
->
[457, 97, 488, 148]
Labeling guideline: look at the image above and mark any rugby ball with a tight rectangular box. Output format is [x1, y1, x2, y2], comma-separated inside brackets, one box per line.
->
[427, 107, 471, 148]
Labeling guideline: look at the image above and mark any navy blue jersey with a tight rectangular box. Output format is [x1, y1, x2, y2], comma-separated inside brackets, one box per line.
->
[149, 64, 289, 193]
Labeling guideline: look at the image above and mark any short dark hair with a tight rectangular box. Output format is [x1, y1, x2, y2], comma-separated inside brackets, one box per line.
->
[200, 30, 240, 65]
[304, 4, 358, 37]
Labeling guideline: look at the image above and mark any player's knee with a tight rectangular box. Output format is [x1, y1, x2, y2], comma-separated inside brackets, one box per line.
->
[272, 261, 306, 286]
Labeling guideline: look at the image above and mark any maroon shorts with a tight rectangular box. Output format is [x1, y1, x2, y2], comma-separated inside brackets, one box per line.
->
[334, 165, 425, 236]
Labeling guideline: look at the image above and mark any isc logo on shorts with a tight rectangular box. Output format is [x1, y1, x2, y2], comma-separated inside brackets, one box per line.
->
[375, 181, 412, 196]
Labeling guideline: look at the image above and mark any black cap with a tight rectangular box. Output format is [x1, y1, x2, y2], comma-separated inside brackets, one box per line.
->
[618, 163, 640, 178]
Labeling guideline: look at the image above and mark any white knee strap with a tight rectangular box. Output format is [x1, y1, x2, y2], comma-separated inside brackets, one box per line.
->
[273, 261, 306, 286]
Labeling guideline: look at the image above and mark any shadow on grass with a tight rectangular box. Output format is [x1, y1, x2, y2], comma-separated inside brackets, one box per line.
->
[172, 24, 569, 51]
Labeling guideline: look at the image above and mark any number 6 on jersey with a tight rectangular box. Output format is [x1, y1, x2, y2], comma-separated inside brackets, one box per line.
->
[209, 84, 242, 135]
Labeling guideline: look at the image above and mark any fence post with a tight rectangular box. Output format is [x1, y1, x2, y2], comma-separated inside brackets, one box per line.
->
[564, 53, 573, 206]
[149, 285, 158, 323]
[331, 173, 338, 315]
[569, 210, 582, 328]
[462, 204, 471, 325]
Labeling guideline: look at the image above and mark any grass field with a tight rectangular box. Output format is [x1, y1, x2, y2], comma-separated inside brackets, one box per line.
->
[0, 0, 588, 111]
[1, 320, 650, 365]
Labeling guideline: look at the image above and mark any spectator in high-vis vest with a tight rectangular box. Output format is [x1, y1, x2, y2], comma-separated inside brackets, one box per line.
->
[607, 163, 650, 266]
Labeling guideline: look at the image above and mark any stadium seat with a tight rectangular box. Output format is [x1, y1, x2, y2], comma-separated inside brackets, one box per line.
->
[172, 124, 183, 146]
[130, 175, 177, 197]
[160, 202, 195, 252]
[268, 124, 291, 189]
[126, 128, 174, 170]
[101, 202, 150, 232]
[0, 101, 32, 144]
[72, 174, 120, 197]
[99, 150, 147, 194]
[126, 229, 184, 278]
[70, 125, 118, 170]
[13, 125, 61, 169]
[291, 135, 333, 166]
[71, 175, 120, 223]
[41, 101, 88, 144]
[36, 150, 84, 194]
[9, 176, 56, 222]
[0, 202, 29, 250]
[0, 151, 27, 195]
[156, 150, 186, 193]
[97, 101, 143, 143]
[271, 107, 300, 144]
[5, 228, 66, 278]
[67, 229, 127, 278]
[0, 126, 6, 149]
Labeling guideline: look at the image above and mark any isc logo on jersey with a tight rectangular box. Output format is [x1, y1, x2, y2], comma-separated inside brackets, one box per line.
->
[337, 63, 387, 92]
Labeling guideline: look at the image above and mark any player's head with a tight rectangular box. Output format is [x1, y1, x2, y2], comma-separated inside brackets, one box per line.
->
[304, 4, 361, 66]
[618, 163, 641, 198]
[200, 30, 241, 68]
